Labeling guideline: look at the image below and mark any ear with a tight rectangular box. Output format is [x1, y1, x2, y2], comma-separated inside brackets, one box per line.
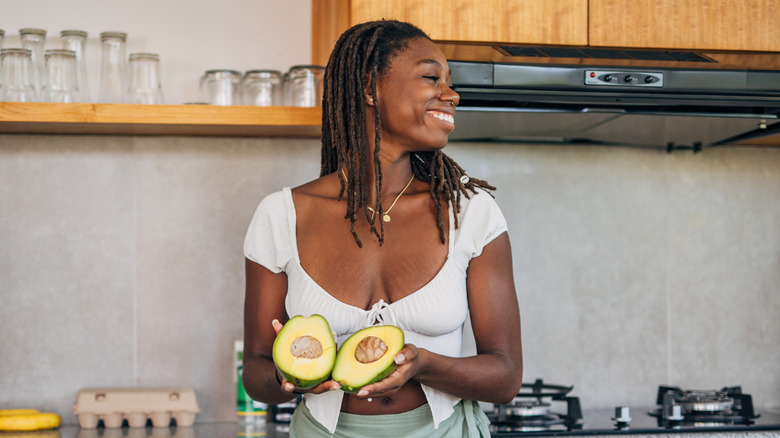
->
[364, 72, 376, 106]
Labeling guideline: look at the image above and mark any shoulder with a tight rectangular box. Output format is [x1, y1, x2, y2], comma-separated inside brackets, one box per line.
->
[250, 189, 290, 220]
[458, 187, 505, 222]
[453, 188, 508, 255]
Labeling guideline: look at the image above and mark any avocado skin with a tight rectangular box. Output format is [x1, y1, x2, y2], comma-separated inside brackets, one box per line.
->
[276, 368, 329, 390]
[338, 362, 398, 394]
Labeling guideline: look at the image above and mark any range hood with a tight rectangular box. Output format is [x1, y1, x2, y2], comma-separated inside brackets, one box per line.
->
[445, 44, 780, 150]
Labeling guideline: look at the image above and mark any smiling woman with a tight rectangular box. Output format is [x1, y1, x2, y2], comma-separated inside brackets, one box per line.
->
[242, 19, 523, 437]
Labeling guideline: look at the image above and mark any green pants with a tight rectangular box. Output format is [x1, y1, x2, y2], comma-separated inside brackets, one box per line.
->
[289, 398, 491, 437]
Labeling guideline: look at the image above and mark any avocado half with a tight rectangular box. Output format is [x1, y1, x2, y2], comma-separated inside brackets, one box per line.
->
[272, 314, 337, 390]
[331, 325, 405, 393]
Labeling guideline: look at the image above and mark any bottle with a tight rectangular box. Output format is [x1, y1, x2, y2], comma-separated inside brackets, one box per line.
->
[235, 340, 268, 424]
[97, 31, 127, 103]
[0, 48, 37, 102]
[126, 53, 163, 104]
[19, 28, 46, 93]
[42, 49, 79, 103]
[60, 30, 90, 102]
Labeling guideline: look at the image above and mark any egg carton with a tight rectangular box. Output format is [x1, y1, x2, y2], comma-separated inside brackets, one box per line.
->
[73, 387, 199, 429]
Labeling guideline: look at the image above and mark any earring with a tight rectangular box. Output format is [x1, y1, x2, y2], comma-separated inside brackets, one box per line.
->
[368, 97, 374, 104]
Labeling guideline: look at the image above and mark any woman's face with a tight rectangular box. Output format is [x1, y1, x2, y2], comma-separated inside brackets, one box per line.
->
[373, 37, 460, 154]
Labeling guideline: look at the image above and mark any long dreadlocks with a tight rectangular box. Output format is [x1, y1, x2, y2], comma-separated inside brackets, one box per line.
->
[320, 19, 495, 247]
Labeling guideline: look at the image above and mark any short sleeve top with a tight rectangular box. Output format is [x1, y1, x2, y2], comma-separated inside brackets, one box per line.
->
[244, 186, 508, 433]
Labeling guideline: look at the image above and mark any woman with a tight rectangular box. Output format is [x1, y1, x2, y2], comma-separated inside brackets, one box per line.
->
[243, 19, 523, 437]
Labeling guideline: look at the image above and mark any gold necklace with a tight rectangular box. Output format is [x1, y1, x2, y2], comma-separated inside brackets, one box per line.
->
[341, 169, 415, 223]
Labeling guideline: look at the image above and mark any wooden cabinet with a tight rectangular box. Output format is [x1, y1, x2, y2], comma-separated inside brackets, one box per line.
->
[313, 0, 780, 65]
[589, 0, 780, 51]
[312, 0, 589, 65]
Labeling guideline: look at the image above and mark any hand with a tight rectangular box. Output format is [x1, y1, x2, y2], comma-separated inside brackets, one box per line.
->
[353, 344, 421, 399]
[272, 319, 341, 395]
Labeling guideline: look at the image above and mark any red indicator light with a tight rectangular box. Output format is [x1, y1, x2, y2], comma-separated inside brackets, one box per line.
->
[590, 72, 596, 77]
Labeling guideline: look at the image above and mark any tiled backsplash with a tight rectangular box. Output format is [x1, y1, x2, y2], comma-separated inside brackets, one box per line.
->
[1, 135, 778, 423]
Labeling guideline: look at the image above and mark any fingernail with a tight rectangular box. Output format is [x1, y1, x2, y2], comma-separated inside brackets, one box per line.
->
[331, 383, 341, 391]
[394, 353, 405, 364]
[357, 390, 369, 397]
[284, 383, 294, 392]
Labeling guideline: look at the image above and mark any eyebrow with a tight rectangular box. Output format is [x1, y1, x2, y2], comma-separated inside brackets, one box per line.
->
[417, 59, 443, 68]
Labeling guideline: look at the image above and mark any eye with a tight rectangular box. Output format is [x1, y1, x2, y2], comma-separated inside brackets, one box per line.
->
[423, 75, 440, 83]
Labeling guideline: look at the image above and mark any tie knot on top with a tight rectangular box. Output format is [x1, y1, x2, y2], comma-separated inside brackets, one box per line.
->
[365, 299, 397, 327]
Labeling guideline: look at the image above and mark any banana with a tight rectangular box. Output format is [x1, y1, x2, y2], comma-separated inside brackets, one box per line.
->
[0, 411, 61, 431]
[0, 409, 40, 416]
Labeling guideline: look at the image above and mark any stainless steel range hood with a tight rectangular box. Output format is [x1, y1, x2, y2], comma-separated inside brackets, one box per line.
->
[448, 61, 780, 150]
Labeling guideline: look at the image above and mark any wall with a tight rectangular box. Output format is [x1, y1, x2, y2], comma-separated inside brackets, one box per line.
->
[0, 0, 311, 104]
[2, 0, 780, 426]
[2, 134, 779, 423]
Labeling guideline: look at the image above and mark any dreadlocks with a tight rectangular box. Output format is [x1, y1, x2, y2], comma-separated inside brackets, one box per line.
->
[320, 19, 495, 247]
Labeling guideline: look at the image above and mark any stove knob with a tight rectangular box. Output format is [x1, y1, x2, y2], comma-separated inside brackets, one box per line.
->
[669, 405, 684, 421]
[613, 406, 632, 423]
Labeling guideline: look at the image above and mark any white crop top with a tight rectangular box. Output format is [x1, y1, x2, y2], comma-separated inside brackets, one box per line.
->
[244, 186, 507, 433]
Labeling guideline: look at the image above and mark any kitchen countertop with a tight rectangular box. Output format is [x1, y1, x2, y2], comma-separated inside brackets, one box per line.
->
[44, 422, 780, 438]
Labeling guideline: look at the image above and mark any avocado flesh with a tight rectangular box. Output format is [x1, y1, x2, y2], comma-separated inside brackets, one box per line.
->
[331, 325, 405, 393]
[272, 314, 337, 390]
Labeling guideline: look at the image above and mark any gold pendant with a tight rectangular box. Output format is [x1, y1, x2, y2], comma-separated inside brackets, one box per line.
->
[382, 214, 391, 223]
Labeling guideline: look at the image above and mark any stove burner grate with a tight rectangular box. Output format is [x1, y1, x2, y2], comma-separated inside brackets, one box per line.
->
[489, 379, 583, 432]
[650, 385, 759, 428]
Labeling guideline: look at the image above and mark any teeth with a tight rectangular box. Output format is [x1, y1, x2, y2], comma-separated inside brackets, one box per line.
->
[429, 111, 454, 124]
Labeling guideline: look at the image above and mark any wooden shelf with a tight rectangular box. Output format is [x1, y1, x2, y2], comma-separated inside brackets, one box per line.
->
[0, 102, 322, 137]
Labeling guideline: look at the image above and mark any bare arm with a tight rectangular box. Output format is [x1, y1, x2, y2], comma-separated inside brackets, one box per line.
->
[242, 259, 341, 404]
[358, 232, 523, 404]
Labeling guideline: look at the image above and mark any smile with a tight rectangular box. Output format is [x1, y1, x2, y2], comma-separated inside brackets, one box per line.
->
[427, 110, 455, 125]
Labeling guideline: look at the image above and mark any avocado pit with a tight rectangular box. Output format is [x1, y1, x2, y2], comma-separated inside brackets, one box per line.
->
[355, 336, 388, 363]
[290, 335, 323, 359]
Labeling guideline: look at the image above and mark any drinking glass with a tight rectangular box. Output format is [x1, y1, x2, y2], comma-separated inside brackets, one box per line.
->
[97, 31, 127, 103]
[60, 30, 90, 102]
[242, 70, 282, 106]
[286, 65, 324, 107]
[20, 28, 46, 93]
[200, 70, 242, 105]
[0, 48, 37, 102]
[42, 49, 79, 103]
[126, 53, 164, 104]
[0, 30, 4, 88]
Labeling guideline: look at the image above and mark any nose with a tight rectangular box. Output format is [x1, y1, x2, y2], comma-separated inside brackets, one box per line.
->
[442, 84, 459, 107]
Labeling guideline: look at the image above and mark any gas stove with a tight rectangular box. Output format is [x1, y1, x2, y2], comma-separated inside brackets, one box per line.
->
[488, 379, 583, 434]
[489, 380, 780, 436]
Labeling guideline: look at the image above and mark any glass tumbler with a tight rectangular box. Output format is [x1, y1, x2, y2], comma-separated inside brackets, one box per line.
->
[98, 31, 128, 103]
[200, 70, 242, 105]
[60, 30, 90, 102]
[0, 48, 37, 102]
[242, 70, 282, 106]
[42, 49, 79, 102]
[20, 28, 46, 93]
[286, 65, 324, 107]
[126, 53, 164, 104]
[241, 70, 283, 106]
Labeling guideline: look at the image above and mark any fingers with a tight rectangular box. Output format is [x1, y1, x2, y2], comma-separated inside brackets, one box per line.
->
[271, 319, 284, 335]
